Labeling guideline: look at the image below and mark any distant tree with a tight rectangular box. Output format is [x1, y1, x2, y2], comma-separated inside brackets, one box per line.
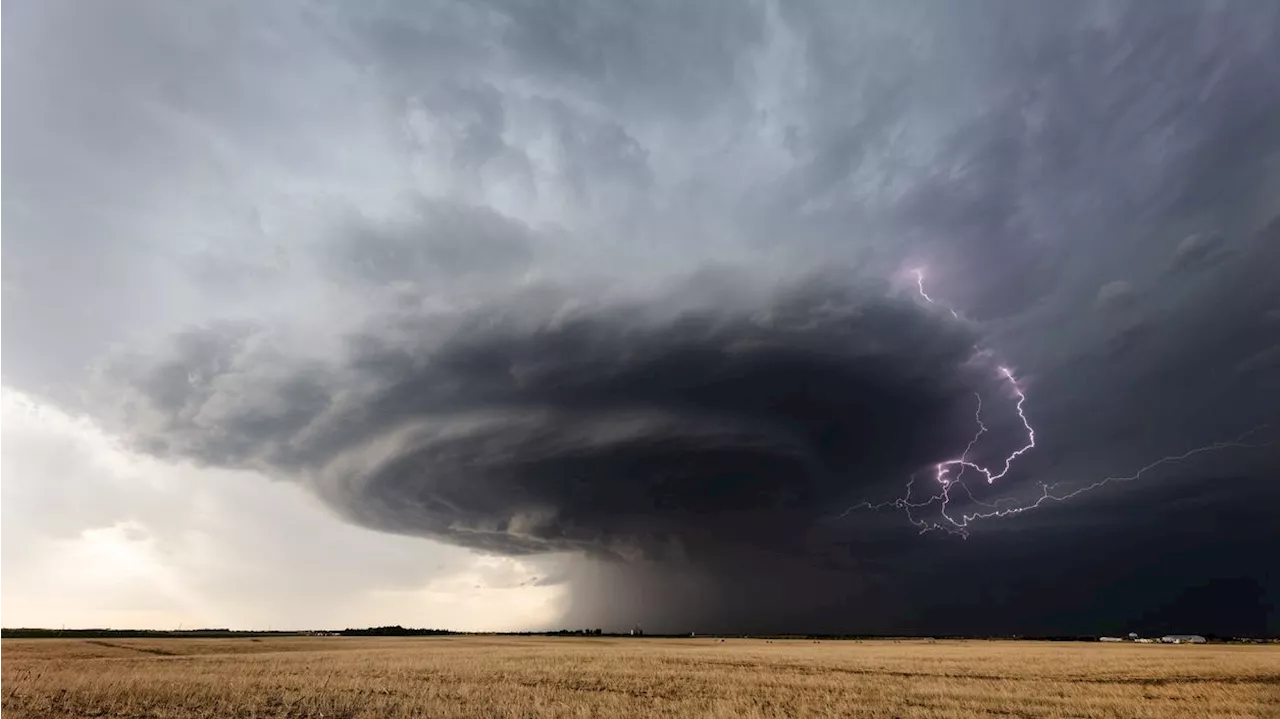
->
[339, 626, 453, 637]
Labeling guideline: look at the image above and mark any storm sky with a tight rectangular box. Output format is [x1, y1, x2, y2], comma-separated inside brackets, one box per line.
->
[4, 0, 1279, 635]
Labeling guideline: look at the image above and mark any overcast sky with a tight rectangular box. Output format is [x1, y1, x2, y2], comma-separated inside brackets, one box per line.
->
[3, 0, 1279, 635]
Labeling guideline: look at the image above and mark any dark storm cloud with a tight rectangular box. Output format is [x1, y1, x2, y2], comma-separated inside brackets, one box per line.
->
[12, 0, 1280, 635]
[101, 272, 993, 563]
[1237, 344, 1280, 379]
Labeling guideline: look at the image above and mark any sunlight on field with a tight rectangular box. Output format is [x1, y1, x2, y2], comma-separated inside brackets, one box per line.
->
[3, 637, 1277, 718]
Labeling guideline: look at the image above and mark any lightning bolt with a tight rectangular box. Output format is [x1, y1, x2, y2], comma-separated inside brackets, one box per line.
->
[913, 268, 959, 319]
[841, 267, 1275, 537]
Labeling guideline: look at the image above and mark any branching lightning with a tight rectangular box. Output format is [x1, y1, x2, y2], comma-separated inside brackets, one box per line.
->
[842, 267, 1274, 537]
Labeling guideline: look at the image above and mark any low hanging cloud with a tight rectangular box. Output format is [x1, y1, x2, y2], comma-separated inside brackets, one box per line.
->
[99, 271, 996, 566]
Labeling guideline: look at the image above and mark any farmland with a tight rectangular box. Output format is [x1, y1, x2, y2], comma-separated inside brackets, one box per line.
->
[3, 636, 1277, 718]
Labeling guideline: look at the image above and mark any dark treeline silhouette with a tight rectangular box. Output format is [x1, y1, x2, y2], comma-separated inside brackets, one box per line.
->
[342, 627, 605, 637]
[339, 626, 454, 636]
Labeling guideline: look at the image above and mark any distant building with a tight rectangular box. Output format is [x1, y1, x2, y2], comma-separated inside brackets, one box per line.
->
[1135, 638, 1156, 643]
[1160, 635, 1207, 644]
[1099, 637, 1124, 642]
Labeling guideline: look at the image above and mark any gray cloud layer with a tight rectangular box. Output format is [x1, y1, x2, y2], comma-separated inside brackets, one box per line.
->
[7, 0, 1280, 634]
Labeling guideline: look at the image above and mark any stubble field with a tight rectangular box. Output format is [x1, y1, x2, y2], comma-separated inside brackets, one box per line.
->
[3, 636, 1277, 718]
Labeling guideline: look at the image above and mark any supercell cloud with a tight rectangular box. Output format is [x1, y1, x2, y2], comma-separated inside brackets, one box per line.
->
[102, 272, 989, 559]
[5, 0, 1280, 634]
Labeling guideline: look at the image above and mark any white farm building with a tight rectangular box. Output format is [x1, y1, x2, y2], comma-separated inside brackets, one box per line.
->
[1159, 635, 1207, 644]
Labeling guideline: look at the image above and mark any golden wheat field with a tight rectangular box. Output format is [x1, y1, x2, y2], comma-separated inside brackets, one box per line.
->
[3, 636, 1278, 719]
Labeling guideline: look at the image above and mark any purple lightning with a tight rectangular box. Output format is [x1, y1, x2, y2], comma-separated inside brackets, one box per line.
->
[912, 267, 1035, 489]
[913, 268, 959, 319]
[935, 365, 1035, 486]
[841, 267, 1274, 537]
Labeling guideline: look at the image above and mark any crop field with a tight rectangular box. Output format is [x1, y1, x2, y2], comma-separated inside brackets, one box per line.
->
[3, 636, 1277, 718]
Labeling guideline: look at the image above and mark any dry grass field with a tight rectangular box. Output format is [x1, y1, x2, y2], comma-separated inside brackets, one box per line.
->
[3, 636, 1277, 718]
